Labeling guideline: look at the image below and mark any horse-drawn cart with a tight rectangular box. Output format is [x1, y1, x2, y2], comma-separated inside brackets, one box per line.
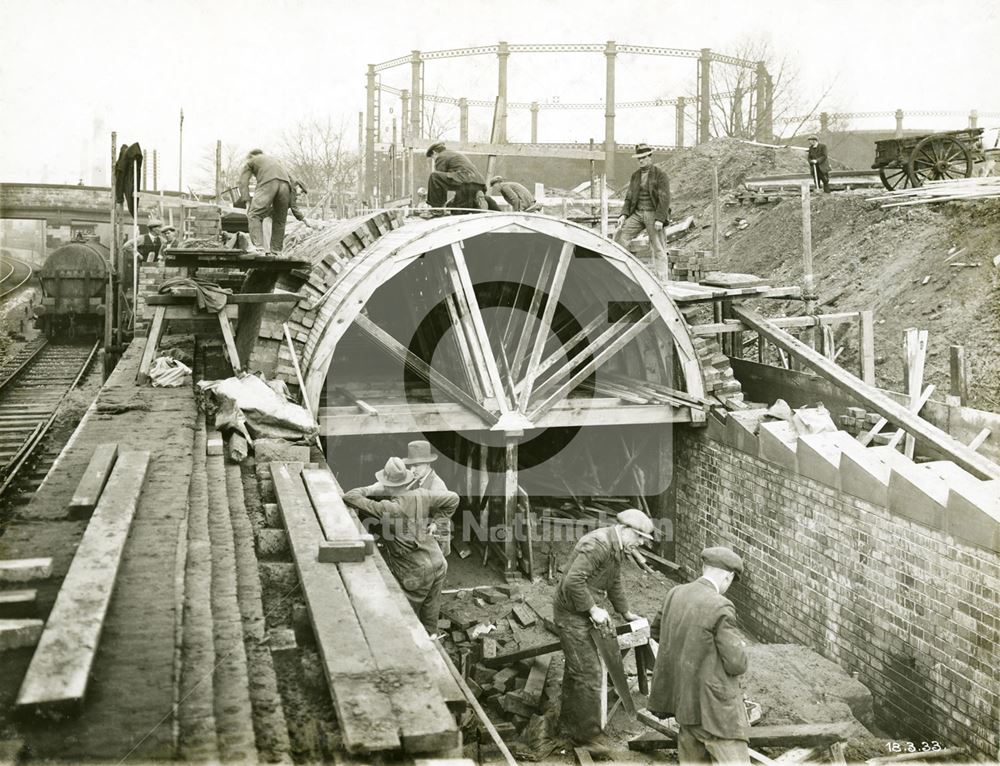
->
[873, 128, 985, 190]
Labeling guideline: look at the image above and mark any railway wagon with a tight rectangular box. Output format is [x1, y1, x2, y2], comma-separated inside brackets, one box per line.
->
[35, 236, 108, 338]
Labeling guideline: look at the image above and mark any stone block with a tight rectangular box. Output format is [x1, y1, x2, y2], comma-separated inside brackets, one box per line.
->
[945, 479, 1000, 552]
[0, 558, 52, 583]
[0, 590, 37, 620]
[796, 431, 856, 489]
[888, 461, 947, 530]
[266, 627, 298, 657]
[757, 421, 799, 472]
[726, 410, 767, 457]
[839, 444, 900, 508]
[263, 502, 282, 528]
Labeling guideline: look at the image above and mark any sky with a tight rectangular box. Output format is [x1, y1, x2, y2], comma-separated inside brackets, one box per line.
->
[1, 0, 998, 188]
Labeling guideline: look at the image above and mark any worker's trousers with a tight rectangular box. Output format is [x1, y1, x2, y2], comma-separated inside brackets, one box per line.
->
[400, 561, 448, 635]
[248, 179, 291, 253]
[615, 210, 666, 261]
[678, 725, 750, 766]
[553, 605, 603, 743]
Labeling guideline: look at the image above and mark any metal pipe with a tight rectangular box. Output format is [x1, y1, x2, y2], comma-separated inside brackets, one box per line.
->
[365, 66, 376, 203]
[604, 41, 617, 183]
[698, 49, 711, 144]
[497, 41, 509, 143]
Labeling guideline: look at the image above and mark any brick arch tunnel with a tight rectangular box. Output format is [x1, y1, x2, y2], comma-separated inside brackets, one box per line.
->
[244, 210, 711, 572]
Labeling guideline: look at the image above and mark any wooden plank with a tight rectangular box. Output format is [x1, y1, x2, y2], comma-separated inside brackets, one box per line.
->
[0, 620, 44, 651]
[145, 291, 301, 305]
[68, 443, 118, 518]
[217, 312, 243, 373]
[0, 558, 52, 583]
[520, 654, 551, 708]
[689, 312, 863, 336]
[510, 603, 536, 627]
[301, 468, 373, 560]
[270, 462, 402, 753]
[859, 310, 876, 385]
[137, 306, 166, 384]
[518, 243, 574, 409]
[886, 384, 935, 450]
[528, 310, 656, 421]
[338, 555, 458, 753]
[409, 137, 604, 161]
[732, 306, 1000, 480]
[904, 329, 928, 459]
[17, 451, 150, 709]
[629, 722, 853, 752]
[354, 313, 498, 426]
[968, 427, 991, 451]
[509, 251, 555, 384]
[448, 242, 511, 414]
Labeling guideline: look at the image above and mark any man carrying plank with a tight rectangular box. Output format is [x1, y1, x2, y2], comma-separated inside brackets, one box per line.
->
[343, 457, 459, 636]
[647, 546, 751, 765]
[552, 508, 653, 751]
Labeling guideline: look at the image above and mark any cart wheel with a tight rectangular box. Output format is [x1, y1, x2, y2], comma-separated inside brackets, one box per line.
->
[878, 165, 916, 191]
[909, 134, 972, 185]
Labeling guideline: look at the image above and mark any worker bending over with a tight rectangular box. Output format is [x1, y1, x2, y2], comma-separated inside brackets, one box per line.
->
[552, 508, 654, 751]
[488, 175, 540, 212]
[238, 149, 293, 255]
[343, 457, 458, 635]
[425, 142, 498, 213]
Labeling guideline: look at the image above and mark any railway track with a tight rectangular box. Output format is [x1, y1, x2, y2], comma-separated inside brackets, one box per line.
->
[0, 338, 100, 506]
[0, 250, 34, 300]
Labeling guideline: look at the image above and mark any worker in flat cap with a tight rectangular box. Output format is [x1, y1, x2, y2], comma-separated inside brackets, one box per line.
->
[125, 219, 164, 263]
[424, 142, 496, 214]
[343, 457, 460, 635]
[403, 440, 455, 556]
[238, 148, 294, 255]
[488, 175, 539, 212]
[648, 546, 750, 765]
[553, 507, 654, 750]
[807, 135, 831, 193]
[615, 143, 671, 263]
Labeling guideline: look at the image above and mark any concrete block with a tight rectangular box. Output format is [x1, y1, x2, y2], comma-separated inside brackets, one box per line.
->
[945, 479, 1000, 552]
[0, 558, 52, 583]
[726, 410, 767, 457]
[0, 619, 43, 651]
[797, 431, 856, 489]
[317, 540, 366, 563]
[757, 421, 799, 471]
[706, 413, 727, 443]
[839, 444, 903, 508]
[888, 461, 948, 530]
[206, 433, 224, 456]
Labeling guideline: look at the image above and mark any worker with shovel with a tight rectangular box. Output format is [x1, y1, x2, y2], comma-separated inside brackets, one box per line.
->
[552, 508, 654, 751]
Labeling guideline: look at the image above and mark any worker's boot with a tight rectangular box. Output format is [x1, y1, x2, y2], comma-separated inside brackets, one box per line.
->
[573, 731, 617, 757]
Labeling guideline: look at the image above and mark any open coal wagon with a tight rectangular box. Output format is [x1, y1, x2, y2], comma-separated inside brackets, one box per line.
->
[873, 128, 985, 190]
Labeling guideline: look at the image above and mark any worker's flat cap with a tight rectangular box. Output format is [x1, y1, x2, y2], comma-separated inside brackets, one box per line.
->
[808, 135, 819, 141]
[161, 225, 176, 233]
[426, 142, 446, 157]
[617, 508, 655, 539]
[147, 221, 163, 229]
[632, 143, 654, 158]
[702, 546, 744, 575]
[489, 175, 504, 185]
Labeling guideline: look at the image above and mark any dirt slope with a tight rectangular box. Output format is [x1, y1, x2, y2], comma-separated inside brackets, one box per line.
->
[653, 140, 1000, 410]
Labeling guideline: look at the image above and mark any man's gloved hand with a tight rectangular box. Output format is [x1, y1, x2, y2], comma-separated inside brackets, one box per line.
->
[588, 605, 611, 626]
[235, 197, 248, 209]
[616, 215, 625, 229]
[654, 220, 663, 231]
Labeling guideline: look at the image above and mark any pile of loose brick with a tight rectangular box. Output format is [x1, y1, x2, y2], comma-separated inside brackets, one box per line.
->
[440, 586, 559, 756]
[838, 406, 890, 441]
[667, 249, 721, 282]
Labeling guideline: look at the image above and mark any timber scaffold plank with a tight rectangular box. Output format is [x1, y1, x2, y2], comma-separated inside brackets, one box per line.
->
[271, 462, 459, 755]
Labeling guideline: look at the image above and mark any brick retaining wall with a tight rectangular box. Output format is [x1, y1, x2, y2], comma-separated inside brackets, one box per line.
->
[673, 426, 999, 759]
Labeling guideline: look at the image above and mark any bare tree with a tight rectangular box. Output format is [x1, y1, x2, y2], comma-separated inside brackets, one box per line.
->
[195, 142, 246, 197]
[279, 117, 360, 214]
[421, 88, 459, 142]
[687, 36, 829, 142]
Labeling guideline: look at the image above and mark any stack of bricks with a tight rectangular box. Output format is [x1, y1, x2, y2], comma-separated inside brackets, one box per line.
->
[690, 334, 746, 408]
[839, 407, 892, 442]
[190, 206, 222, 241]
[667, 249, 720, 282]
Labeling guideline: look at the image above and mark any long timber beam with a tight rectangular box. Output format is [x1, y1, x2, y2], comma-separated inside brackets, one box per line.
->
[733, 306, 1000, 480]
[319, 398, 691, 436]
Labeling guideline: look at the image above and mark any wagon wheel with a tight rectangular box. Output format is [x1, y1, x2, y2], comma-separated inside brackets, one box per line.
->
[879, 164, 917, 191]
[908, 135, 973, 186]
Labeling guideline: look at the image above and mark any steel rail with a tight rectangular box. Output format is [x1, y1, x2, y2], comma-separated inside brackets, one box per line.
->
[0, 252, 34, 300]
[0, 339, 100, 501]
[0, 338, 48, 392]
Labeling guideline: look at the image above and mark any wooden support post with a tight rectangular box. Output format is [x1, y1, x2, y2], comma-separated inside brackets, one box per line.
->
[949, 345, 967, 405]
[859, 310, 876, 385]
[217, 312, 242, 373]
[904, 329, 928, 459]
[503, 434, 519, 573]
[712, 164, 720, 260]
[800, 181, 818, 350]
[137, 306, 166, 384]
